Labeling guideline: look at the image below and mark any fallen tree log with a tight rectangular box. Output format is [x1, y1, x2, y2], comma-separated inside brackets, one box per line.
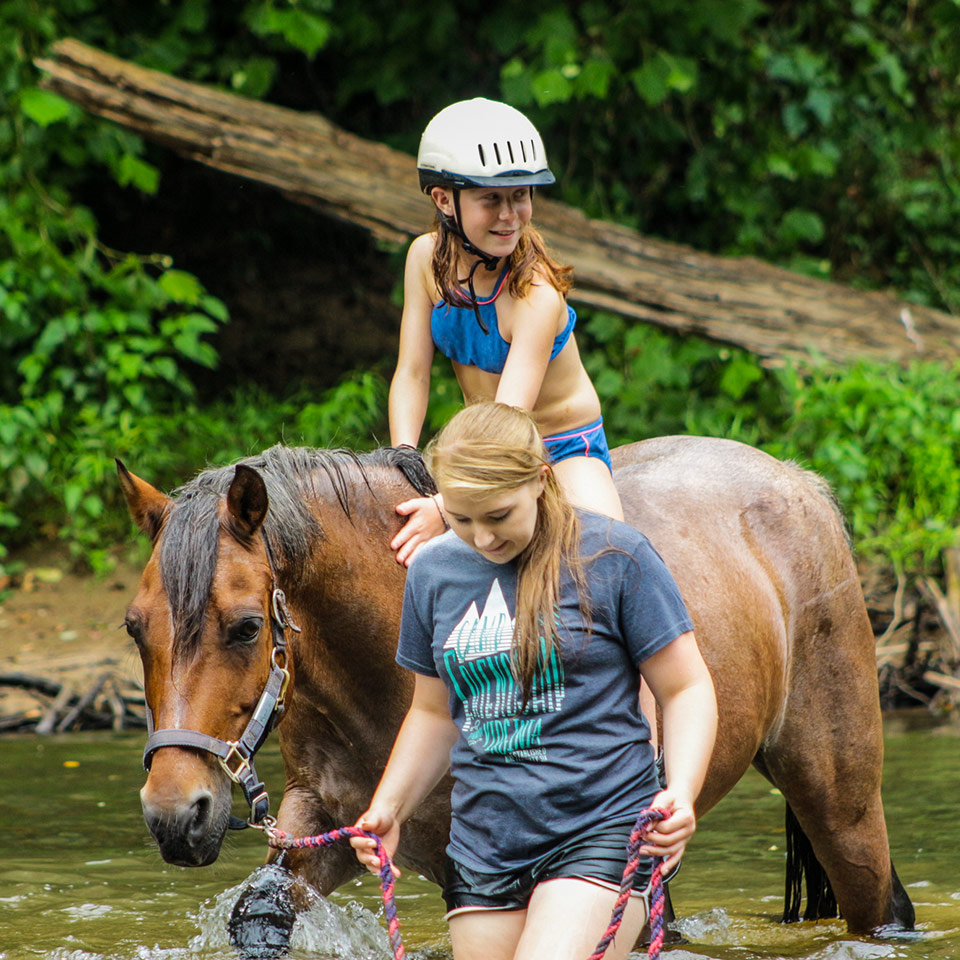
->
[36, 38, 960, 367]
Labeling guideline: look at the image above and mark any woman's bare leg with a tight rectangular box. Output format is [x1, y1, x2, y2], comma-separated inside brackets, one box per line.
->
[513, 878, 647, 960]
[448, 909, 526, 960]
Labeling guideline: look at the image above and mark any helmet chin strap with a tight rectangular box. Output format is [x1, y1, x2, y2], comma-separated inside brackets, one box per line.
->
[439, 189, 503, 334]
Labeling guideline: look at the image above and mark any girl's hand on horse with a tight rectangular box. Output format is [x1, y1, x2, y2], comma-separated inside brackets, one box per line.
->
[350, 809, 402, 878]
[638, 789, 697, 875]
[391, 495, 447, 566]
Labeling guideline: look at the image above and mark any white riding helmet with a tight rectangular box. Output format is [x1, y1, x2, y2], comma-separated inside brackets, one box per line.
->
[417, 98, 556, 193]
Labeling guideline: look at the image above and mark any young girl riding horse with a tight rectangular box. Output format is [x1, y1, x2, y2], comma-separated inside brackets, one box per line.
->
[354, 402, 717, 960]
[389, 98, 622, 567]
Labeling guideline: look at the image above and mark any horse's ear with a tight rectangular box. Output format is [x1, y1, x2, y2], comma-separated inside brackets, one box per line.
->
[225, 464, 269, 541]
[116, 459, 170, 542]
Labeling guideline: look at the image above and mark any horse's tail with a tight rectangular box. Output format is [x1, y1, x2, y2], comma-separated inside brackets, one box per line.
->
[783, 803, 839, 922]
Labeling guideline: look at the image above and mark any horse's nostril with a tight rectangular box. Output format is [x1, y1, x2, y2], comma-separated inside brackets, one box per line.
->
[189, 793, 212, 836]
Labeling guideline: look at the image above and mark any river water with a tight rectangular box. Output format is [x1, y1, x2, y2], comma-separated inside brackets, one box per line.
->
[0, 711, 956, 960]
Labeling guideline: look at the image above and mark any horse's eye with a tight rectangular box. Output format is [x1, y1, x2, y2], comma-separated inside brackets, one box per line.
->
[228, 618, 263, 645]
[123, 618, 143, 645]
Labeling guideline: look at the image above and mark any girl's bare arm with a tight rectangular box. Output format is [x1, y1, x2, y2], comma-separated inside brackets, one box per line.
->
[389, 235, 437, 447]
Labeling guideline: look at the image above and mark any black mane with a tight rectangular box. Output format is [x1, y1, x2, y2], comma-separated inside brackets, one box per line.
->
[158, 444, 435, 655]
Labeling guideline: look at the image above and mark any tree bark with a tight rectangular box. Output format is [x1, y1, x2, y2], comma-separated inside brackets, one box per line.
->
[37, 38, 960, 366]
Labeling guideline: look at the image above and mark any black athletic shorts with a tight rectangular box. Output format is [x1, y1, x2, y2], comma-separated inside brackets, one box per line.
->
[442, 815, 653, 917]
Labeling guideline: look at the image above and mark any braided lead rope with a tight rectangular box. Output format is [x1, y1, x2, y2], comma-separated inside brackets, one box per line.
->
[262, 806, 668, 960]
[266, 824, 405, 960]
[586, 807, 668, 960]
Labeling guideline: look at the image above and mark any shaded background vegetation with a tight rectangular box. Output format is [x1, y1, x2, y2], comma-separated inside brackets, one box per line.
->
[2, 0, 959, 616]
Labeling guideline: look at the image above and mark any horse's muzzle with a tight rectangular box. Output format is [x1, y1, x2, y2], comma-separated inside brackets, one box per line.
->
[140, 759, 231, 866]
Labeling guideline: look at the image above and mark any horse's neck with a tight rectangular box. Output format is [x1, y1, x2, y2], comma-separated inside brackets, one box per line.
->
[280, 488, 413, 753]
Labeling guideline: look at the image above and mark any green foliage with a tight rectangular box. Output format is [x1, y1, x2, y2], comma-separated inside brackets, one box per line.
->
[757, 361, 960, 571]
[3, 0, 960, 589]
[577, 308, 960, 573]
[577, 311, 788, 449]
[0, 2, 226, 570]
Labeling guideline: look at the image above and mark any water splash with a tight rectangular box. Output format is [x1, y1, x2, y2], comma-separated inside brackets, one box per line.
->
[672, 907, 731, 939]
[809, 942, 896, 959]
[189, 866, 391, 960]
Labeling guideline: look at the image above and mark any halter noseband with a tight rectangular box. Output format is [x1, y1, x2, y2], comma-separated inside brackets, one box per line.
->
[141, 536, 298, 828]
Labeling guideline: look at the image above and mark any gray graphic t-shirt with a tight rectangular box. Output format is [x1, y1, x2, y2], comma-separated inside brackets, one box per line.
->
[397, 510, 693, 873]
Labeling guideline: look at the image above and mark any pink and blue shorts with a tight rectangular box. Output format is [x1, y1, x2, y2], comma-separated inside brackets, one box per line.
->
[542, 416, 613, 474]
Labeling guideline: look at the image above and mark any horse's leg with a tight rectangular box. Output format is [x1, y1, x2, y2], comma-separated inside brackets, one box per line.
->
[228, 789, 365, 958]
[759, 604, 914, 933]
[229, 863, 299, 960]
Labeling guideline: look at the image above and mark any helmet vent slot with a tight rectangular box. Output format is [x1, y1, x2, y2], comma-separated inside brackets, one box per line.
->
[477, 143, 486, 166]
[493, 142, 502, 165]
[520, 141, 527, 162]
[507, 141, 515, 163]
[530, 139, 537, 161]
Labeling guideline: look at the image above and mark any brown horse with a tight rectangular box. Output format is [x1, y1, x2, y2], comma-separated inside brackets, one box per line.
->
[118, 438, 913, 949]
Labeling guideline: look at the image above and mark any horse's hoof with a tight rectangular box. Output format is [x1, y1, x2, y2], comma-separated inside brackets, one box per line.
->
[228, 866, 297, 959]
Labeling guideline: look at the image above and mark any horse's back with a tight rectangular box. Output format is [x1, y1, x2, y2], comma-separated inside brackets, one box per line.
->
[611, 436, 877, 812]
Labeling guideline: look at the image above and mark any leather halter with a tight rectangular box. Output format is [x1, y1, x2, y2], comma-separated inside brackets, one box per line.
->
[141, 536, 298, 827]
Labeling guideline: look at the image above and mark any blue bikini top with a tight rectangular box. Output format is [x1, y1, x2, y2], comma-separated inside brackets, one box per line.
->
[431, 267, 577, 375]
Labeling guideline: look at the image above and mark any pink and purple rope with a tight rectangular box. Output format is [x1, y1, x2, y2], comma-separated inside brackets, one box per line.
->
[266, 806, 668, 960]
[586, 807, 667, 960]
[267, 825, 405, 960]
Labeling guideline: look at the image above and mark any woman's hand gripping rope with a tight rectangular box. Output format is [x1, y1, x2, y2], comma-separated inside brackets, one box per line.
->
[263, 816, 406, 960]
[638, 789, 697, 876]
[350, 808, 403, 878]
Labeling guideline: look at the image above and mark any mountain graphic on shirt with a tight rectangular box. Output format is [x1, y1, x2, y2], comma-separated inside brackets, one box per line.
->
[442, 578, 514, 662]
[440, 579, 565, 758]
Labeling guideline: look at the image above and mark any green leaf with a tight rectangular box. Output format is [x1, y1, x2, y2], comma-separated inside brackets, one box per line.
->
[64, 483, 83, 514]
[159, 269, 204, 304]
[525, 10, 579, 67]
[805, 88, 835, 125]
[151, 357, 179, 382]
[172, 333, 218, 368]
[630, 55, 671, 106]
[116, 154, 160, 195]
[766, 155, 797, 180]
[662, 53, 698, 94]
[575, 59, 615, 100]
[778, 209, 825, 245]
[530, 69, 573, 107]
[782, 102, 808, 139]
[117, 352, 143, 381]
[200, 293, 229, 322]
[230, 57, 277, 99]
[500, 58, 534, 107]
[720, 356, 763, 399]
[19, 88, 75, 127]
[251, 7, 332, 57]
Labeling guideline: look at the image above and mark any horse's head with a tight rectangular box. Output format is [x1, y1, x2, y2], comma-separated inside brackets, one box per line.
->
[118, 460, 286, 867]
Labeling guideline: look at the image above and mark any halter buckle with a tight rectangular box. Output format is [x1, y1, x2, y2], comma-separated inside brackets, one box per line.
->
[273, 647, 291, 704]
[271, 588, 302, 633]
[219, 741, 251, 783]
[247, 814, 277, 832]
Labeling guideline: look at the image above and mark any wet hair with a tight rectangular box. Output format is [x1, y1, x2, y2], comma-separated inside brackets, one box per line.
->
[424, 402, 587, 699]
[430, 207, 573, 308]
